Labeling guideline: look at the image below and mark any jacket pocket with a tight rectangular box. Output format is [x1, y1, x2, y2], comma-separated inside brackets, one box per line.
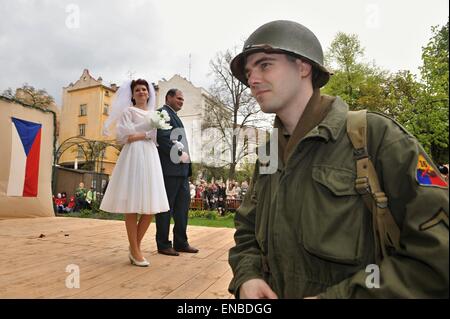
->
[300, 165, 365, 266]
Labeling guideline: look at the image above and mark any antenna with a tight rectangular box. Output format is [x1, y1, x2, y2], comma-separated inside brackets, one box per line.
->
[188, 54, 192, 81]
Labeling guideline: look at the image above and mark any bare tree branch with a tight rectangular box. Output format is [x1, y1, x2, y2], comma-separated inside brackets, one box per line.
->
[206, 47, 272, 179]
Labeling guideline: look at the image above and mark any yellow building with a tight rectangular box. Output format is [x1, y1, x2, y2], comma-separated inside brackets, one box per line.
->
[58, 69, 118, 176]
[58, 71, 261, 184]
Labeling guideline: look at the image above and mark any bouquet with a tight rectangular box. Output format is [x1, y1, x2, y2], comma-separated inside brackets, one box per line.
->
[147, 110, 172, 130]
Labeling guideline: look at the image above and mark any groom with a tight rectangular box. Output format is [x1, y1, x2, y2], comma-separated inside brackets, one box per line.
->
[156, 88, 199, 256]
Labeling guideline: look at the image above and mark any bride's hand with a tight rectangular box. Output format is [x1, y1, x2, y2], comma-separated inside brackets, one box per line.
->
[127, 132, 146, 143]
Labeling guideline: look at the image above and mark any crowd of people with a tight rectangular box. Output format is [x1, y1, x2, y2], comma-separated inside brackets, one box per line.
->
[52, 192, 75, 213]
[189, 179, 249, 215]
[53, 182, 97, 213]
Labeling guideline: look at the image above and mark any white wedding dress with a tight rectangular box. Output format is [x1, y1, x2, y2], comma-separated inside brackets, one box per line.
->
[100, 106, 170, 214]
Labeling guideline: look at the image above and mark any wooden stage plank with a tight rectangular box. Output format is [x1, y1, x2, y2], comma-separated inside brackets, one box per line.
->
[0, 217, 236, 299]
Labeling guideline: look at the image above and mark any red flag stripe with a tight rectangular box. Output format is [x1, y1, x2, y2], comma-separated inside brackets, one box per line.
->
[23, 128, 41, 197]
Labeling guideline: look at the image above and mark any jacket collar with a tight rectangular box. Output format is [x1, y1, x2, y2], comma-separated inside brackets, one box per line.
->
[308, 95, 348, 142]
[274, 94, 349, 165]
[275, 90, 345, 164]
[164, 104, 178, 114]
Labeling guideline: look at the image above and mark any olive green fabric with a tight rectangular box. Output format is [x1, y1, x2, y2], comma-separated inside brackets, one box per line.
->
[228, 95, 449, 298]
[277, 89, 334, 164]
[347, 109, 401, 265]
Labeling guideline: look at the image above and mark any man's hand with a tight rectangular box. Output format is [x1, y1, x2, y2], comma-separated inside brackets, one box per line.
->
[239, 279, 278, 299]
[180, 151, 190, 163]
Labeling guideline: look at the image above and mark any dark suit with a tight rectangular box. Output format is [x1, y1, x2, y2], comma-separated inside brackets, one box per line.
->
[156, 105, 192, 250]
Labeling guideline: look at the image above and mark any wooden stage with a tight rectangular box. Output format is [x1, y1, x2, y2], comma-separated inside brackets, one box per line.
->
[0, 217, 235, 299]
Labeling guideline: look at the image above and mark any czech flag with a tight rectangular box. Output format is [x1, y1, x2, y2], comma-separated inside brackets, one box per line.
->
[416, 154, 447, 188]
[7, 117, 42, 197]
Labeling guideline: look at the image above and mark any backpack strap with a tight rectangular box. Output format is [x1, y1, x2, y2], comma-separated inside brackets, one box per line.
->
[347, 110, 401, 264]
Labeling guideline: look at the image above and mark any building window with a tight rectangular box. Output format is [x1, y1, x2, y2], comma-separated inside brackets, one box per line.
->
[79, 104, 87, 116]
[103, 104, 109, 115]
[77, 146, 84, 158]
[79, 124, 86, 136]
[105, 91, 110, 97]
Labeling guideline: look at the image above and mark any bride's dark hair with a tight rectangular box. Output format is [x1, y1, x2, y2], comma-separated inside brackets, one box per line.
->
[130, 79, 150, 105]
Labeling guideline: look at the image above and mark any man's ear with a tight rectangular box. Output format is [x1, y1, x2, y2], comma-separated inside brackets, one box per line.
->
[297, 59, 312, 78]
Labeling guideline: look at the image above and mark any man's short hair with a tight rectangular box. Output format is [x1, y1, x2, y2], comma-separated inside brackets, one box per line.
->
[165, 88, 179, 102]
[286, 54, 322, 89]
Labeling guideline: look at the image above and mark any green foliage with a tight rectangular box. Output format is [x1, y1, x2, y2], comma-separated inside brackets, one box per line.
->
[187, 215, 235, 228]
[79, 209, 92, 217]
[90, 200, 101, 213]
[323, 24, 449, 163]
[57, 209, 235, 227]
[192, 162, 253, 183]
[188, 211, 235, 228]
[192, 162, 228, 182]
[1, 83, 55, 109]
[189, 210, 218, 219]
[416, 21, 449, 163]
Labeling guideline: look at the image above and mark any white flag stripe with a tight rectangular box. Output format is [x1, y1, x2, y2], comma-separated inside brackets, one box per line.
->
[7, 123, 27, 196]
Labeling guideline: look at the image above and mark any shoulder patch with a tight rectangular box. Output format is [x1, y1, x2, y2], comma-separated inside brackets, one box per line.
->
[416, 154, 448, 188]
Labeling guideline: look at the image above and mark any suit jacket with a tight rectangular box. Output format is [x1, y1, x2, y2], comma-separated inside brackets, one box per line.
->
[156, 105, 192, 177]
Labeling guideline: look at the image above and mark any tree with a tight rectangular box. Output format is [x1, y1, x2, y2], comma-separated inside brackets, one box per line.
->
[1, 83, 55, 110]
[380, 70, 423, 126]
[205, 48, 270, 180]
[323, 27, 449, 163]
[324, 32, 366, 108]
[416, 20, 449, 163]
[324, 32, 390, 111]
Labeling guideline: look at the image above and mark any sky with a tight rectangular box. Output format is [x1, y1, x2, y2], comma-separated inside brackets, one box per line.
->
[0, 0, 448, 106]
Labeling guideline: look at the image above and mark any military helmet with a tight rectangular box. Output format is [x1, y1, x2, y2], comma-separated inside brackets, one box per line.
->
[230, 20, 331, 88]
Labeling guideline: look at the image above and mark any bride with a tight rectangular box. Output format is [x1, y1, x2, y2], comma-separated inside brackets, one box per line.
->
[101, 79, 170, 267]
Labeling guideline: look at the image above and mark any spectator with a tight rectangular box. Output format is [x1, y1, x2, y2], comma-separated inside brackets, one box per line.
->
[195, 183, 204, 199]
[189, 181, 196, 199]
[235, 182, 242, 200]
[53, 193, 65, 214]
[64, 196, 76, 213]
[61, 192, 67, 206]
[75, 182, 87, 211]
[217, 182, 226, 216]
[226, 181, 237, 199]
[86, 187, 97, 209]
[240, 180, 249, 198]
[209, 183, 219, 210]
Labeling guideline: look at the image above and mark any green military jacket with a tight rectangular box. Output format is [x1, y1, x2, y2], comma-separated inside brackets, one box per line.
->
[228, 94, 449, 298]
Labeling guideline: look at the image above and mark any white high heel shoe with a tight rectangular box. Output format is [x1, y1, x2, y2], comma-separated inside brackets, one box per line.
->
[128, 250, 149, 267]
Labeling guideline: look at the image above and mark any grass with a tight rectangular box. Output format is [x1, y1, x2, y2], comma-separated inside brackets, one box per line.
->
[56, 209, 236, 228]
[187, 214, 235, 228]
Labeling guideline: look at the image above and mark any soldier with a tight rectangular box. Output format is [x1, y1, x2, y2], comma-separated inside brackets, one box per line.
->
[228, 20, 449, 299]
